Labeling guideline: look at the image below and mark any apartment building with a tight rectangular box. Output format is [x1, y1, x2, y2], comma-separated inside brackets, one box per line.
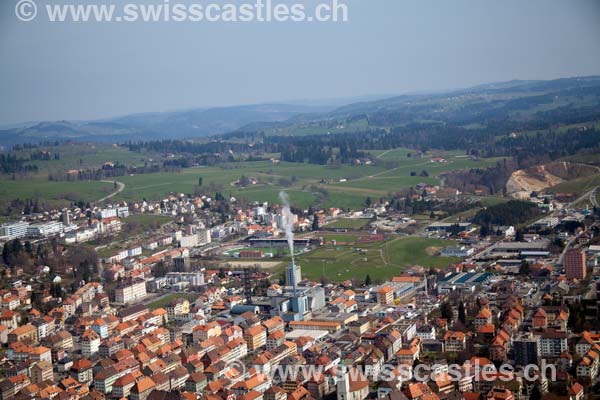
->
[81, 329, 101, 357]
[243, 325, 267, 351]
[8, 324, 38, 344]
[30, 361, 53, 384]
[444, 331, 467, 352]
[115, 279, 147, 304]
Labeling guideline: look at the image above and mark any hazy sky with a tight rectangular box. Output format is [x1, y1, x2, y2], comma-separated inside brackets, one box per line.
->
[1, 0, 600, 125]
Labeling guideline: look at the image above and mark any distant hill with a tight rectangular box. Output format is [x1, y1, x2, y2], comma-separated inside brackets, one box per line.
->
[2, 76, 600, 146]
[235, 76, 600, 135]
[0, 103, 335, 146]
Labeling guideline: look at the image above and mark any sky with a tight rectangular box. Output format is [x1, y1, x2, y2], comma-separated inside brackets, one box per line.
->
[1, 0, 600, 125]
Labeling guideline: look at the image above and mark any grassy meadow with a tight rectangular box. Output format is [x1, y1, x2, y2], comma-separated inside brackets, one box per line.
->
[1, 146, 504, 211]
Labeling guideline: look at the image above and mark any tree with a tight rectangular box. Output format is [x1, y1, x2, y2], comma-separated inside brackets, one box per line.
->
[365, 197, 372, 207]
[519, 260, 530, 275]
[154, 261, 168, 278]
[472, 200, 539, 227]
[50, 283, 63, 299]
[458, 302, 467, 325]
[2, 243, 10, 265]
[441, 301, 454, 324]
[311, 214, 319, 231]
[365, 274, 372, 286]
[530, 386, 542, 400]
[480, 225, 489, 237]
[11, 239, 23, 254]
[515, 229, 524, 242]
[450, 224, 461, 236]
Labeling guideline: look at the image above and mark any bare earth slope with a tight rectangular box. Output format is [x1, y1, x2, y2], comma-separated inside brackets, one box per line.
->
[506, 162, 599, 199]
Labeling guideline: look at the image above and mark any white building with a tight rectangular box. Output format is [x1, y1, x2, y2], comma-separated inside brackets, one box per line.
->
[64, 228, 96, 244]
[0, 222, 29, 240]
[531, 217, 560, 230]
[253, 206, 266, 217]
[197, 229, 212, 246]
[115, 279, 147, 304]
[285, 263, 301, 287]
[127, 247, 142, 257]
[540, 330, 568, 357]
[416, 325, 436, 340]
[27, 221, 63, 237]
[165, 272, 205, 287]
[491, 225, 515, 237]
[440, 246, 474, 257]
[98, 208, 117, 219]
[180, 234, 198, 248]
[82, 330, 101, 357]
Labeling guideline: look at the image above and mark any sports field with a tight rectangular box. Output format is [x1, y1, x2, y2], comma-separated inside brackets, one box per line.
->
[323, 218, 372, 229]
[222, 246, 306, 257]
[292, 236, 459, 282]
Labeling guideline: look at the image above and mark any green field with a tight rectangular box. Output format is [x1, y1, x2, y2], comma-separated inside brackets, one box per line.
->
[259, 119, 371, 136]
[440, 196, 511, 223]
[222, 246, 306, 257]
[112, 212, 171, 238]
[124, 213, 172, 225]
[0, 179, 114, 209]
[1, 148, 505, 212]
[369, 148, 414, 160]
[12, 143, 156, 178]
[549, 174, 600, 196]
[146, 293, 199, 310]
[292, 236, 459, 282]
[113, 152, 501, 209]
[324, 218, 372, 229]
[319, 190, 373, 210]
[120, 213, 172, 234]
[316, 233, 365, 243]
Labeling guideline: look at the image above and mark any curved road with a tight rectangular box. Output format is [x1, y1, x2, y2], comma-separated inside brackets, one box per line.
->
[557, 185, 598, 265]
[591, 187, 599, 208]
[97, 180, 125, 203]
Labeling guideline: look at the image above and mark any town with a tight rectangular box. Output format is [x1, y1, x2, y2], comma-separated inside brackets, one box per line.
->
[2, 3, 600, 398]
[0, 171, 598, 400]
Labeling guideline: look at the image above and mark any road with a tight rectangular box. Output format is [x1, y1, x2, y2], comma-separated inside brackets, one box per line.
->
[376, 149, 393, 159]
[591, 187, 599, 208]
[567, 186, 597, 208]
[97, 180, 125, 203]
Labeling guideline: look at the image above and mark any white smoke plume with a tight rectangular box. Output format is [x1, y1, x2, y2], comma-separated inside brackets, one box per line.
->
[279, 191, 295, 263]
